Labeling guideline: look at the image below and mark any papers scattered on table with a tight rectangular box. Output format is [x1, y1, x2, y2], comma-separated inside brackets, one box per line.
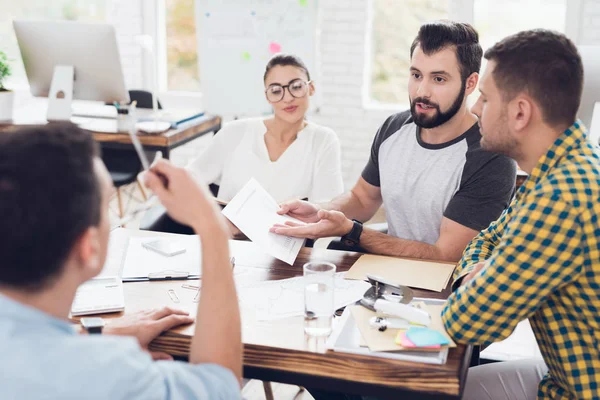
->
[121, 236, 202, 281]
[98, 228, 130, 277]
[345, 254, 456, 292]
[222, 178, 305, 265]
[71, 276, 124, 316]
[237, 272, 370, 321]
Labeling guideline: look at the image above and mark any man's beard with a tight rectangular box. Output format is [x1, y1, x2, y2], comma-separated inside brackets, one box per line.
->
[410, 80, 466, 129]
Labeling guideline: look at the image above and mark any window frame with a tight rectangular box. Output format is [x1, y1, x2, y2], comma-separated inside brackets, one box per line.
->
[142, 0, 203, 108]
[363, 0, 582, 110]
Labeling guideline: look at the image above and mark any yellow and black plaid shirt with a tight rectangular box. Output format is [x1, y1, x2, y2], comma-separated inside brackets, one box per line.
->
[442, 121, 600, 399]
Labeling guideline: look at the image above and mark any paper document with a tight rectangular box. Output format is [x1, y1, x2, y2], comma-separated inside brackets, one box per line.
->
[121, 236, 202, 281]
[345, 254, 456, 292]
[349, 303, 455, 352]
[99, 228, 130, 277]
[237, 272, 370, 321]
[222, 178, 305, 265]
[71, 276, 125, 316]
[326, 307, 449, 365]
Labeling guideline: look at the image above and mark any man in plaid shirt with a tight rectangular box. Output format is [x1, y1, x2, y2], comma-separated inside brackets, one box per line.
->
[442, 30, 600, 399]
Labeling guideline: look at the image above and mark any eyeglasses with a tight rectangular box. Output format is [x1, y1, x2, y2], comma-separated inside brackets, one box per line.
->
[265, 79, 311, 103]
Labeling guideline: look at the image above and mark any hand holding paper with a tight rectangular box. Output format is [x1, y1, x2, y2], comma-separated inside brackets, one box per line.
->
[222, 178, 305, 264]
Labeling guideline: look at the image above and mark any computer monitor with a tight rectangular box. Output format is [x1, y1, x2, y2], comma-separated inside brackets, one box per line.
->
[13, 20, 130, 115]
[578, 46, 600, 133]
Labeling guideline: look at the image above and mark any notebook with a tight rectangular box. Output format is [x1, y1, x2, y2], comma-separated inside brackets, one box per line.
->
[71, 276, 125, 316]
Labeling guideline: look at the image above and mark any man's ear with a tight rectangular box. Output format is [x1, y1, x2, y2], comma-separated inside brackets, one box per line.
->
[510, 95, 534, 134]
[74, 227, 102, 278]
[465, 72, 479, 96]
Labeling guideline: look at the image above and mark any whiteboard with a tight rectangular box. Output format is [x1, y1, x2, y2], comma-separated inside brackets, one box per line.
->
[195, 0, 319, 117]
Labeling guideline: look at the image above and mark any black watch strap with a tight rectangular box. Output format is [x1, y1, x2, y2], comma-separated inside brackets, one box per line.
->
[341, 219, 363, 247]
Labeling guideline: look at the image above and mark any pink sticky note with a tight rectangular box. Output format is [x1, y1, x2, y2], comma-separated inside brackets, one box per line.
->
[269, 42, 282, 54]
[396, 331, 441, 349]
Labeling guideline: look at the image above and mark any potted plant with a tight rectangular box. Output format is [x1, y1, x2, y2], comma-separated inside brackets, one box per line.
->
[0, 51, 14, 121]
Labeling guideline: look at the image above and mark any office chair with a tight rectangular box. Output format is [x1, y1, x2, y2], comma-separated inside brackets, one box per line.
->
[103, 90, 159, 220]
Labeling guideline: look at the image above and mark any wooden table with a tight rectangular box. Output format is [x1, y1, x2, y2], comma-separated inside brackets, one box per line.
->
[110, 231, 470, 400]
[0, 106, 221, 158]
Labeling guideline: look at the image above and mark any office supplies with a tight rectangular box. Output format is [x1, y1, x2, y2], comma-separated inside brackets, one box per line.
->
[167, 289, 180, 303]
[326, 306, 450, 365]
[359, 275, 431, 326]
[369, 316, 411, 331]
[182, 283, 201, 291]
[222, 178, 305, 265]
[345, 254, 456, 292]
[136, 108, 206, 128]
[347, 303, 455, 353]
[71, 276, 125, 316]
[395, 331, 441, 349]
[406, 327, 450, 347]
[121, 235, 202, 281]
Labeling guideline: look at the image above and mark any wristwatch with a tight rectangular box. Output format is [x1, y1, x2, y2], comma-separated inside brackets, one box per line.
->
[341, 219, 363, 247]
[80, 317, 105, 335]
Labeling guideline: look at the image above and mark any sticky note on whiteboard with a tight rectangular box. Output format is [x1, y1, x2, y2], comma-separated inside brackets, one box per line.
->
[269, 42, 282, 54]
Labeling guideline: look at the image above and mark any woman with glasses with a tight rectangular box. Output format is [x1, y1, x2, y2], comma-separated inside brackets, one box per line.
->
[187, 53, 343, 206]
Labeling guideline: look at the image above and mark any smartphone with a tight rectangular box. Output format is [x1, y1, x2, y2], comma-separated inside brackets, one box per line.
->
[142, 239, 187, 257]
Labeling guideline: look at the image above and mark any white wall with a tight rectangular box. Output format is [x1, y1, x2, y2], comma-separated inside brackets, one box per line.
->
[108, 0, 600, 189]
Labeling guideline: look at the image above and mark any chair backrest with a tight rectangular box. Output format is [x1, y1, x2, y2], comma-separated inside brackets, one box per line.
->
[128, 90, 163, 109]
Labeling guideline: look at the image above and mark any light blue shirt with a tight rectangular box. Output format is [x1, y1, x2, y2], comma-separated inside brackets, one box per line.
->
[0, 294, 240, 400]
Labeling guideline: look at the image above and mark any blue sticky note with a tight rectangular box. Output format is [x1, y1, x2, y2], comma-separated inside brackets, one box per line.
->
[406, 327, 450, 347]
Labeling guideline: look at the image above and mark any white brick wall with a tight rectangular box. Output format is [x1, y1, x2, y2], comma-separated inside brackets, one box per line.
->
[107, 0, 600, 186]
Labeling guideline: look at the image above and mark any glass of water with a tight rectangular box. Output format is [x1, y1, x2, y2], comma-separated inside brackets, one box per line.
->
[303, 261, 336, 336]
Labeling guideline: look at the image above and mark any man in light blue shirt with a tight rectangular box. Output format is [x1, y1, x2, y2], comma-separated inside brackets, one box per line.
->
[0, 123, 242, 399]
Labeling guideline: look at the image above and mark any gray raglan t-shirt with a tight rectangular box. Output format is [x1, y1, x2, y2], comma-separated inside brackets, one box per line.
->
[362, 110, 516, 245]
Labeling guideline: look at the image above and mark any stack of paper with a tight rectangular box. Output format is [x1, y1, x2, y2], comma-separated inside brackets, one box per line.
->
[327, 300, 454, 365]
[222, 178, 305, 265]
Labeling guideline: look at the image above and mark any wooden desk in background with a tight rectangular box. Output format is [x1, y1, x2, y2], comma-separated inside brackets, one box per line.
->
[0, 114, 222, 159]
[104, 230, 470, 400]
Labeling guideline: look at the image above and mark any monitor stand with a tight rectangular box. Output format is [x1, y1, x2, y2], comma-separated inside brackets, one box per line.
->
[47, 65, 74, 121]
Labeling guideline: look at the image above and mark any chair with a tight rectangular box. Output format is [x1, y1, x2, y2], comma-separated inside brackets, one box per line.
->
[104, 90, 158, 219]
[139, 184, 220, 233]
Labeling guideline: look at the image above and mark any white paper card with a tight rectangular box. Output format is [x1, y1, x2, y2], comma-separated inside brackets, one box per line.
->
[222, 178, 305, 265]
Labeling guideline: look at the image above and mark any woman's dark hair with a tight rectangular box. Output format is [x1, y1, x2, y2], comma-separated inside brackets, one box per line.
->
[263, 53, 311, 82]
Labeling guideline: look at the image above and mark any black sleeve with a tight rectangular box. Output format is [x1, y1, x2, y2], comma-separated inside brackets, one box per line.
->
[361, 111, 412, 187]
[444, 150, 517, 231]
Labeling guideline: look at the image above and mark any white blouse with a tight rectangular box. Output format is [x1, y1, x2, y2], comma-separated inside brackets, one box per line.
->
[186, 117, 344, 203]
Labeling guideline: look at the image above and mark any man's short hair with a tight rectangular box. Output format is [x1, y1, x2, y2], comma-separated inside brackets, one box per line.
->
[410, 20, 483, 81]
[484, 29, 583, 126]
[0, 122, 101, 291]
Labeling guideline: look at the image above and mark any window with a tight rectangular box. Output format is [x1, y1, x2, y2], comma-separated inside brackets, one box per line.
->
[473, 0, 566, 52]
[0, 0, 106, 89]
[368, 0, 449, 106]
[368, 0, 568, 107]
[164, 0, 200, 92]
